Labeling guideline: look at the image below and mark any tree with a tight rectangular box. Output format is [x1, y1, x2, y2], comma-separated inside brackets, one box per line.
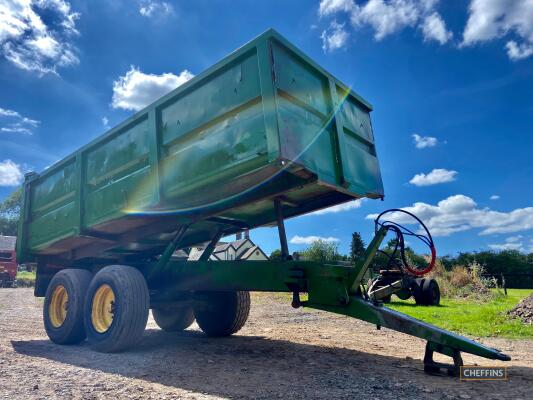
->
[269, 249, 282, 261]
[300, 240, 341, 263]
[0, 188, 21, 236]
[350, 232, 366, 262]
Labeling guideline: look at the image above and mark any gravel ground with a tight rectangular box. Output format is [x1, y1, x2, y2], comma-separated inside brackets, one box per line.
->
[0, 288, 531, 399]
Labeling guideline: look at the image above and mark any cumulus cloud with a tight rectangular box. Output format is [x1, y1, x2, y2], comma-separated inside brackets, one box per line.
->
[318, 0, 533, 59]
[0, 106, 39, 134]
[462, 0, 533, 60]
[489, 235, 532, 252]
[309, 199, 365, 215]
[319, 0, 355, 16]
[139, 1, 173, 18]
[112, 66, 194, 111]
[0, 0, 80, 75]
[321, 20, 350, 52]
[366, 194, 533, 237]
[421, 12, 452, 44]
[490, 195, 500, 200]
[0, 159, 23, 186]
[409, 168, 457, 186]
[412, 133, 437, 149]
[318, 0, 451, 48]
[505, 40, 533, 61]
[290, 235, 340, 245]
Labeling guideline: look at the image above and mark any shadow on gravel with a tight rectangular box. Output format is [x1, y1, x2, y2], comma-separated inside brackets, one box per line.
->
[10, 328, 531, 398]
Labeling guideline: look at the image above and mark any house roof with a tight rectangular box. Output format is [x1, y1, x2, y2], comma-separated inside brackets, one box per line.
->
[172, 249, 189, 259]
[240, 245, 268, 260]
[0, 236, 16, 251]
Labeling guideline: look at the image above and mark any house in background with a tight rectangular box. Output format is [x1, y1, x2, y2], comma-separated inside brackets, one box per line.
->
[188, 230, 268, 261]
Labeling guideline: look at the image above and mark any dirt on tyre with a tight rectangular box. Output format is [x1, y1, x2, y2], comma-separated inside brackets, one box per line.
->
[43, 268, 92, 345]
[84, 265, 149, 353]
[152, 305, 195, 332]
[194, 291, 250, 337]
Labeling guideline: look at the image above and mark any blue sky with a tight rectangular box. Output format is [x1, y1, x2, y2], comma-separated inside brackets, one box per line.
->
[0, 0, 532, 256]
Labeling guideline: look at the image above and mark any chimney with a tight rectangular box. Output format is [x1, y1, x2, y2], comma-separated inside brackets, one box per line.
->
[244, 229, 250, 239]
[236, 232, 242, 240]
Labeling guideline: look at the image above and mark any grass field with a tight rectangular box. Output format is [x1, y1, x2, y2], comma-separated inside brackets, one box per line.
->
[388, 289, 533, 339]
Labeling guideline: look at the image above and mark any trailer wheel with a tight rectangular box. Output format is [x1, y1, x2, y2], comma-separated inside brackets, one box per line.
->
[194, 291, 250, 337]
[414, 278, 440, 306]
[84, 265, 149, 352]
[152, 305, 195, 332]
[43, 269, 92, 344]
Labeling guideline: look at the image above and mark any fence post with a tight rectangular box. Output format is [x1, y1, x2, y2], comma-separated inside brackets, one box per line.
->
[501, 273, 507, 296]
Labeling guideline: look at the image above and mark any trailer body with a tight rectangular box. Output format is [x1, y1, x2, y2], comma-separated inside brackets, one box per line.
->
[17, 29, 382, 267]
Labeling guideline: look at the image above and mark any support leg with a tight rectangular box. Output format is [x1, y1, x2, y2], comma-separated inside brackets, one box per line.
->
[274, 199, 289, 260]
[199, 228, 224, 261]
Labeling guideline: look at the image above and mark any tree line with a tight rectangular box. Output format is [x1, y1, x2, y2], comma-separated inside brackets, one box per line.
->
[270, 231, 533, 279]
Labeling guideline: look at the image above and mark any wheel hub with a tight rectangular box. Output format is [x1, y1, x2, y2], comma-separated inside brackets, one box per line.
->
[49, 285, 69, 328]
[91, 284, 116, 333]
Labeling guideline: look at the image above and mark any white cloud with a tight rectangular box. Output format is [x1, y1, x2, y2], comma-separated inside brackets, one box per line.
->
[488, 242, 523, 251]
[412, 133, 437, 149]
[505, 40, 533, 60]
[366, 194, 533, 237]
[309, 199, 364, 215]
[0, 106, 39, 135]
[321, 20, 350, 52]
[0, 0, 80, 75]
[102, 116, 109, 129]
[489, 235, 532, 252]
[319, 0, 354, 17]
[409, 168, 457, 186]
[290, 235, 340, 245]
[462, 0, 533, 60]
[350, 0, 420, 40]
[421, 12, 452, 44]
[318, 0, 450, 46]
[139, 1, 173, 18]
[505, 235, 523, 243]
[0, 159, 23, 186]
[112, 66, 194, 111]
[490, 195, 500, 200]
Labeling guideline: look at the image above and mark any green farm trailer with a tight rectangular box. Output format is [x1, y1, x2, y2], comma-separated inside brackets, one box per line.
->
[17, 29, 509, 375]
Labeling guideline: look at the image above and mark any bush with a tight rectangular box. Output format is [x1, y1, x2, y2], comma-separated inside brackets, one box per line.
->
[428, 261, 499, 301]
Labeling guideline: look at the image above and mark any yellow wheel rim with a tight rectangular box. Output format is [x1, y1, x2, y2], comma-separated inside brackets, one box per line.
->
[91, 284, 116, 333]
[49, 285, 69, 328]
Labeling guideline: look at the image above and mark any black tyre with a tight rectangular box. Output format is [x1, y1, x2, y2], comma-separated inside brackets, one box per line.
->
[43, 269, 92, 344]
[194, 291, 250, 337]
[414, 278, 440, 306]
[423, 279, 440, 305]
[84, 265, 149, 352]
[381, 295, 392, 303]
[152, 305, 195, 332]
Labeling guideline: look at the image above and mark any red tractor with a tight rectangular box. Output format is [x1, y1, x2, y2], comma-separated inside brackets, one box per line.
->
[0, 236, 17, 288]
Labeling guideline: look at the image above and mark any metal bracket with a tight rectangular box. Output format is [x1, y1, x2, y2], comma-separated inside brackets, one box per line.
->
[199, 228, 224, 261]
[423, 341, 463, 377]
[154, 224, 189, 271]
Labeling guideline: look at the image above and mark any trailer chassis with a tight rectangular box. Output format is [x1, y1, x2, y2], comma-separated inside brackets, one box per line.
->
[144, 212, 510, 377]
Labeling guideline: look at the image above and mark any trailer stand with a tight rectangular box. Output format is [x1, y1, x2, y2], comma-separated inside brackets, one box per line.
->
[424, 341, 464, 377]
[274, 199, 301, 308]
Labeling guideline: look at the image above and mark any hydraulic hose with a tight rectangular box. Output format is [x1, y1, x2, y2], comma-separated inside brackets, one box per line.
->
[374, 209, 436, 276]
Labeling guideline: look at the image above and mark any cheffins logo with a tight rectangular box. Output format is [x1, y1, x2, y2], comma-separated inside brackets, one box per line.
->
[460, 366, 507, 381]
